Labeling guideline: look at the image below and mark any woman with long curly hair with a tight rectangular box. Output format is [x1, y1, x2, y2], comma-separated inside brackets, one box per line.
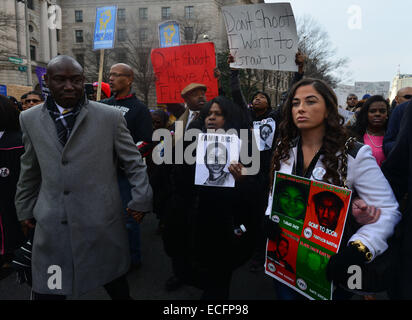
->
[265, 79, 401, 300]
[349, 95, 389, 167]
[0, 95, 25, 269]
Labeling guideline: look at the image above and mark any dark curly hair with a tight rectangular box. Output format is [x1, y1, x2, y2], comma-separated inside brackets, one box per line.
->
[350, 95, 389, 140]
[270, 78, 354, 189]
[0, 94, 20, 131]
[189, 95, 250, 132]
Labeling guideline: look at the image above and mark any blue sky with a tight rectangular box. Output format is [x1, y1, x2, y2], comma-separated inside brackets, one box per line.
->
[265, 0, 411, 85]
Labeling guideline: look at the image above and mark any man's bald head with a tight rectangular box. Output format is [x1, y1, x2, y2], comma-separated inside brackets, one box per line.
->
[109, 63, 134, 97]
[45, 55, 85, 108]
[110, 63, 134, 78]
[47, 55, 83, 75]
[396, 87, 412, 105]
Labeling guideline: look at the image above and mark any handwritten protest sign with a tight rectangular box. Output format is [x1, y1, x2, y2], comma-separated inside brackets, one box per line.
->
[151, 42, 219, 104]
[195, 133, 240, 188]
[222, 3, 299, 72]
[265, 172, 352, 300]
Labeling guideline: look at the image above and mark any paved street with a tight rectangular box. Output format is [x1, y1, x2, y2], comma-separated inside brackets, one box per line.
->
[0, 212, 277, 301]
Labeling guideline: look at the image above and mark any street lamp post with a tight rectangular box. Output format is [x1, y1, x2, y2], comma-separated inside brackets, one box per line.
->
[21, 0, 33, 86]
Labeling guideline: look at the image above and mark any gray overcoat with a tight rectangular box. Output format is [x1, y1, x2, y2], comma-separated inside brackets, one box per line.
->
[15, 99, 153, 296]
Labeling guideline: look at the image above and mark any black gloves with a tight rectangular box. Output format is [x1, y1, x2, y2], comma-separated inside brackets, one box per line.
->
[263, 216, 281, 242]
[326, 244, 367, 286]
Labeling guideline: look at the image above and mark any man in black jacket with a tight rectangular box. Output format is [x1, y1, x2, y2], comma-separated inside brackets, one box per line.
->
[102, 63, 153, 271]
[381, 99, 412, 299]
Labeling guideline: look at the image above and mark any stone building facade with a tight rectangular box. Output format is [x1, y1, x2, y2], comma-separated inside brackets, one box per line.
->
[1, 0, 291, 106]
[0, 0, 59, 92]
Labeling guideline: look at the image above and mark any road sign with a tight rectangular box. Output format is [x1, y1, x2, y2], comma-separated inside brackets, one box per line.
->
[8, 57, 23, 64]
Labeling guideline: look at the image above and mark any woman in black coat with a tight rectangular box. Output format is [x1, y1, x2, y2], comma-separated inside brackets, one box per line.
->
[169, 96, 259, 300]
[0, 95, 25, 266]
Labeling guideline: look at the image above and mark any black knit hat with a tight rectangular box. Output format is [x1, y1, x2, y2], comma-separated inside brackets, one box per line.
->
[251, 91, 272, 109]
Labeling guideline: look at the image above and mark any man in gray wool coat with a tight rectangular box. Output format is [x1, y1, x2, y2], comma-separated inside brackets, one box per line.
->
[15, 55, 153, 300]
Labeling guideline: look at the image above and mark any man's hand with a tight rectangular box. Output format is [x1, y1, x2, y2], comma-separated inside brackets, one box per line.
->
[295, 51, 306, 74]
[352, 198, 381, 225]
[227, 53, 235, 65]
[214, 67, 221, 80]
[126, 208, 146, 223]
[21, 219, 35, 237]
[229, 162, 246, 181]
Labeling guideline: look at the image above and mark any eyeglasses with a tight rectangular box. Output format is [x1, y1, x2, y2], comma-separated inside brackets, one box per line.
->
[347, 97, 358, 101]
[401, 95, 412, 100]
[25, 99, 41, 104]
[109, 73, 130, 78]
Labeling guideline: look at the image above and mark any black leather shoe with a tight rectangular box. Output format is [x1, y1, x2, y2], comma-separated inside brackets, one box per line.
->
[165, 276, 183, 292]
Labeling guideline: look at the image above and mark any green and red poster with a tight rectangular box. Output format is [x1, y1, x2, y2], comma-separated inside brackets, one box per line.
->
[265, 172, 352, 300]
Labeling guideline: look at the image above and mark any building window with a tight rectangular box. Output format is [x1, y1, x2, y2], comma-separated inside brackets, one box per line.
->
[30, 45, 36, 60]
[28, 24, 34, 32]
[161, 7, 170, 20]
[118, 8, 126, 22]
[75, 30, 83, 43]
[56, 29, 60, 42]
[75, 10, 83, 23]
[185, 6, 194, 19]
[76, 54, 85, 67]
[184, 27, 193, 41]
[117, 29, 126, 42]
[27, 0, 34, 10]
[139, 8, 148, 20]
[139, 28, 147, 42]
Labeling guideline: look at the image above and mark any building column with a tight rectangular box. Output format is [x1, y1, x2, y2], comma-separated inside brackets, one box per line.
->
[49, 28, 58, 58]
[40, 0, 50, 62]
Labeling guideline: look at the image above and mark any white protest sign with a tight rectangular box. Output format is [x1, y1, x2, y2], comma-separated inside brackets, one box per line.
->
[253, 118, 276, 151]
[222, 3, 298, 72]
[338, 107, 356, 126]
[195, 133, 240, 188]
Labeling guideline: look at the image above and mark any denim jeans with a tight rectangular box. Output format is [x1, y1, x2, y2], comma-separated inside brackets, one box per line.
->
[118, 173, 141, 265]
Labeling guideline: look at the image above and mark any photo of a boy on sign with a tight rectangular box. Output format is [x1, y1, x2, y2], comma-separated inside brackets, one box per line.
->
[253, 118, 276, 151]
[302, 182, 351, 252]
[267, 236, 295, 274]
[273, 178, 310, 223]
[203, 141, 231, 187]
[195, 133, 239, 188]
[266, 230, 299, 284]
[312, 191, 344, 232]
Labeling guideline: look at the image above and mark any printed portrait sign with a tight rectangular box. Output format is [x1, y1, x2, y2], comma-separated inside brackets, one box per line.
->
[265, 172, 352, 300]
[195, 133, 240, 188]
[253, 118, 276, 151]
[338, 107, 356, 126]
[151, 42, 219, 104]
[222, 3, 298, 72]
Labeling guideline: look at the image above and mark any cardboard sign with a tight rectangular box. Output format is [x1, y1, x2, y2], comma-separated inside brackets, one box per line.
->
[195, 133, 240, 188]
[222, 3, 298, 72]
[265, 172, 352, 300]
[151, 42, 219, 104]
